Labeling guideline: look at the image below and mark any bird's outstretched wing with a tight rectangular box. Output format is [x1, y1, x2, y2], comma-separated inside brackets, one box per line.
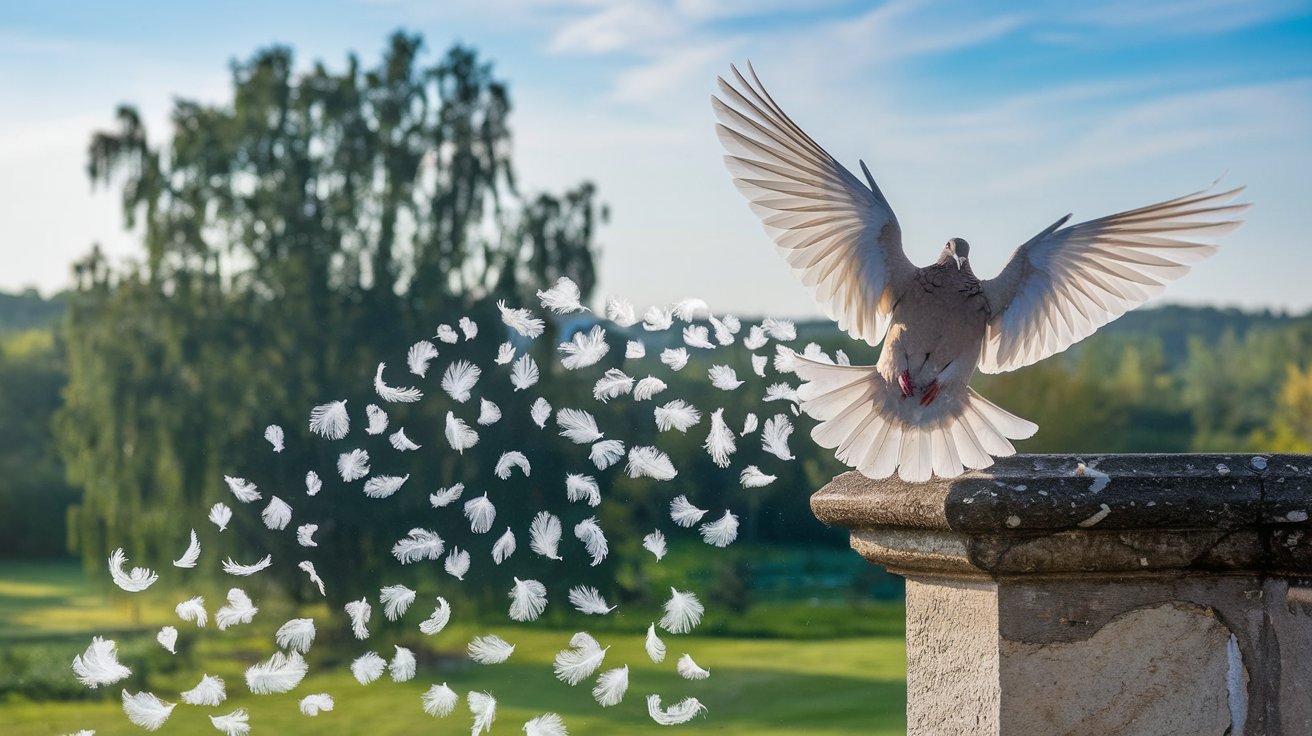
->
[978, 185, 1247, 373]
[713, 63, 916, 347]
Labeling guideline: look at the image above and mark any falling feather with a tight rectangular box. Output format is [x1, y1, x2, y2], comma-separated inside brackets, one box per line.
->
[642, 531, 667, 561]
[654, 400, 701, 432]
[802, 342, 833, 364]
[298, 561, 326, 596]
[365, 404, 389, 435]
[762, 318, 796, 341]
[538, 276, 588, 313]
[574, 517, 609, 566]
[468, 634, 515, 664]
[531, 397, 553, 428]
[275, 618, 316, 653]
[445, 547, 471, 580]
[407, 340, 440, 377]
[710, 315, 737, 345]
[435, 324, 459, 344]
[224, 475, 261, 503]
[375, 362, 423, 403]
[605, 296, 638, 327]
[72, 637, 132, 687]
[700, 511, 740, 548]
[344, 598, 372, 640]
[508, 577, 548, 622]
[557, 408, 604, 444]
[835, 349, 851, 366]
[739, 466, 777, 488]
[492, 527, 517, 564]
[709, 365, 744, 390]
[464, 494, 497, 534]
[625, 340, 646, 359]
[553, 632, 607, 685]
[565, 473, 601, 506]
[210, 709, 251, 736]
[261, 496, 292, 530]
[558, 325, 610, 370]
[530, 512, 564, 560]
[568, 585, 616, 615]
[626, 446, 677, 480]
[642, 305, 673, 331]
[245, 651, 307, 694]
[594, 666, 629, 706]
[524, 712, 569, 736]
[672, 298, 709, 321]
[308, 400, 350, 440]
[659, 588, 704, 634]
[350, 651, 386, 685]
[209, 502, 232, 531]
[121, 690, 175, 731]
[296, 523, 319, 547]
[751, 354, 768, 377]
[703, 409, 736, 468]
[299, 693, 335, 717]
[459, 316, 479, 340]
[468, 691, 498, 735]
[659, 347, 689, 371]
[430, 484, 464, 508]
[176, 597, 208, 628]
[423, 683, 459, 717]
[670, 495, 707, 527]
[763, 382, 800, 404]
[742, 413, 759, 435]
[743, 326, 768, 350]
[363, 474, 410, 499]
[495, 451, 531, 479]
[592, 368, 634, 402]
[633, 376, 667, 401]
[762, 414, 795, 460]
[337, 449, 370, 482]
[173, 529, 201, 568]
[495, 341, 516, 364]
[682, 325, 714, 349]
[156, 626, 177, 653]
[392, 528, 444, 563]
[445, 412, 480, 453]
[478, 398, 502, 425]
[645, 623, 667, 663]
[510, 354, 540, 391]
[419, 597, 452, 635]
[108, 548, 158, 592]
[677, 653, 711, 680]
[390, 645, 417, 682]
[390, 428, 421, 451]
[647, 695, 707, 726]
[264, 424, 285, 452]
[380, 584, 417, 620]
[773, 345, 801, 374]
[590, 439, 625, 470]
[441, 360, 481, 402]
[180, 674, 227, 706]
[305, 470, 322, 496]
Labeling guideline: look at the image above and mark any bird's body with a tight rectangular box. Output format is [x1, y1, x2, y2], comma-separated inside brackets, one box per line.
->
[714, 63, 1246, 481]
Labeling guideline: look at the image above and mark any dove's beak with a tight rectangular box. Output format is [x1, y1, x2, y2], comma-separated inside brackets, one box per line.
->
[953, 255, 964, 270]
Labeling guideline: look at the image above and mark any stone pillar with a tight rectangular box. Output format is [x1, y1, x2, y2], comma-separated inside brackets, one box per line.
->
[810, 454, 1312, 736]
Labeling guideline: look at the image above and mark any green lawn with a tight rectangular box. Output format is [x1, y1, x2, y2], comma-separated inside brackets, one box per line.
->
[0, 560, 906, 735]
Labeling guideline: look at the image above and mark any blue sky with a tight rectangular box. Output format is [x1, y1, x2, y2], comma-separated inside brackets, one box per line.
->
[2, 0, 1310, 317]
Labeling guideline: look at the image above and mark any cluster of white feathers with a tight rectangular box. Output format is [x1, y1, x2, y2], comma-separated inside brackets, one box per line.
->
[78, 278, 807, 733]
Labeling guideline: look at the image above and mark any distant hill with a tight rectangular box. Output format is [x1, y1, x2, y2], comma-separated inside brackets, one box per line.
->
[0, 290, 66, 332]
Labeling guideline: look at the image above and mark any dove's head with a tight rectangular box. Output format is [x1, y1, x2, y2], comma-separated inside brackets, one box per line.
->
[942, 238, 970, 270]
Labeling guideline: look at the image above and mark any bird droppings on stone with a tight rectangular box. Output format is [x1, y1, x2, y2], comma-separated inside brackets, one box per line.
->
[1217, 463, 1230, 476]
[1250, 456, 1268, 471]
[1077, 504, 1112, 528]
[1005, 516, 1021, 528]
[1287, 511, 1309, 523]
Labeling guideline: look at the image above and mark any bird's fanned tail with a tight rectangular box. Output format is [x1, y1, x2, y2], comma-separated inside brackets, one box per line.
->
[792, 357, 1037, 482]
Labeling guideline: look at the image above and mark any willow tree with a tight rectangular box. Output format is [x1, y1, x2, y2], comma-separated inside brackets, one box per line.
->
[57, 33, 601, 594]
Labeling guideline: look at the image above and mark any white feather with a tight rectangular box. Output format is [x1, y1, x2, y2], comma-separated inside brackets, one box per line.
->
[223, 475, 261, 503]
[573, 517, 609, 566]
[464, 494, 497, 534]
[625, 445, 677, 480]
[72, 637, 131, 687]
[494, 341, 516, 364]
[743, 325, 768, 350]
[392, 528, 444, 563]
[700, 511, 740, 548]
[633, 376, 667, 401]
[659, 588, 704, 634]
[605, 296, 638, 327]
[275, 618, 316, 653]
[176, 596, 207, 628]
[510, 354, 540, 391]
[529, 511, 563, 560]
[492, 527, 517, 564]
[380, 584, 417, 621]
[108, 548, 157, 592]
[261, 496, 292, 530]
[459, 316, 479, 340]
[299, 693, 334, 716]
[208, 502, 232, 531]
[296, 523, 319, 547]
[389, 427, 421, 451]
[215, 588, 257, 630]
[298, 561, 326, 597]
[565, 473, 601, 506]
[751, 353, 768, 377]
[739, 466, 777, 488]
[709, 364, 744, 390]
[434, 324, 459, 344]
[468, 691, 498, 734]
[593, 665, 629, 707]
[625, 340, 646, 359]
[245, 651, 307, 693]
[264, 424, 284, 453]
[407, 340, 440, 377]
[344, 598, 372, 639]
[703, 409, 736, 468]
[180, 674, 226, 706]
[445, 547, 471, 580]
[836, 349, 851, 365]
[589, 439, 625, 469]
[508, 577, 548, 622]
[763, 382, 800, 403]
[363, 474, 409, 499]
[682, 324, 714, 349]
[389, 645, 417, 682]
[524, 712, 568, 736]
[422, 683, 458, 717]
[645, 623, 666, 663]
[468, 634, 515, 664]
[375, 362, 423, 402]
[430, 484, 464, 508]
[365, 403, 389, 434]
[173, 529, 200, 568]
[762, 413, 795, 460]
[592, 368, 633, 402]
[646, 695, 707, 726]
[350, 651, 385, 685]
[762, 317, 796, 341]
[495, 450, 531, 479]
[558, 325, 609, 370]
[305, 470, 322, 496]
[654, 400, 701, 432]
[659, 347, 689, 371]
[677, 653, 710, 680]
[742, 413, 760, 435]
[480, 305, 525, 349]
[670, 495, 707, 527]
[441, 360, 481, 402]
[419, 597, 452, 635]
[556, 408, 603, 444]
[156, 625, 176, 654]
[477, 398, 502, 425]
[642, 531, 667, 561]
[672, 298, 709, 321]
[568, 585, 616, 615]
[803, 342, 833, 364]
[531, 397, 552, 428]
[537, 276, 588, 313]
[337, 449, 370, 481]
[445, 412, 479, 453]
[773, 345, 801, 374]
[710, 315, 737, 345]
[121, 690, 175, 731]
[308, 399, 350, 440]
[210, 708, 251, 736]
[553, 632, 607, 685]
[642, 305, 673, 331]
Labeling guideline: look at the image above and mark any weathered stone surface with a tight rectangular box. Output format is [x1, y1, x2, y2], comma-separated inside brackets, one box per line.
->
[905, 579, 999, 735]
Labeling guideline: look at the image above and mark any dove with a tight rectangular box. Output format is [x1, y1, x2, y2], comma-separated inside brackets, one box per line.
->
[713, 62, 1246, 482]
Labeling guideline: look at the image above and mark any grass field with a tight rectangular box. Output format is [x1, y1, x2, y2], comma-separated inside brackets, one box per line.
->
[0, 560, 907, 735]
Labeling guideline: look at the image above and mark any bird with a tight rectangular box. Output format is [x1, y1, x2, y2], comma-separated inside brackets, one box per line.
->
[712, 62, 1247, 483]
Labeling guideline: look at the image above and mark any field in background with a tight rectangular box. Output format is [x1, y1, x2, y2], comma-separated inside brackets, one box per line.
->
[0, 560, 907, 735]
